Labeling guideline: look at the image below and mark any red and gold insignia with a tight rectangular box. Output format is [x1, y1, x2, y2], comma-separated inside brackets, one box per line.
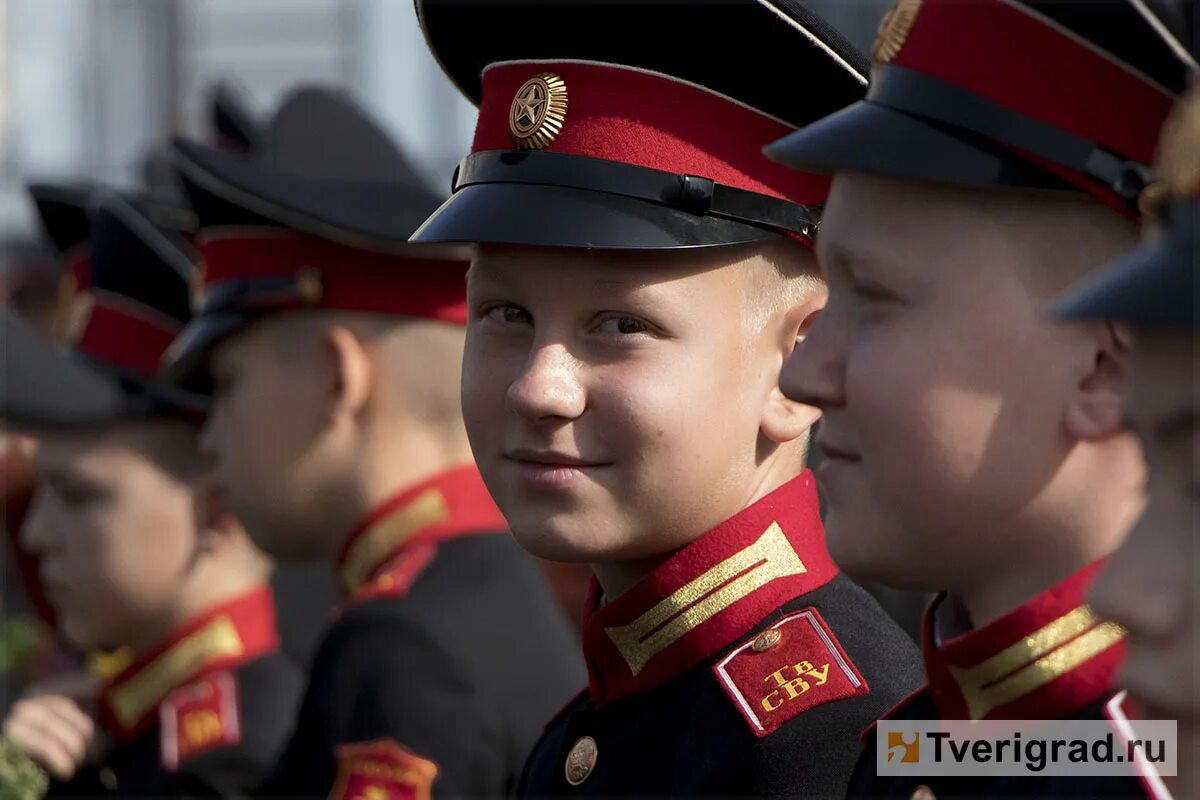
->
[713, 607, 868, 738]
[159, 671, 242, 771]
[509, 72, 569, 150]
[331, 740, 439, 800]
[873, 0, 922, 64]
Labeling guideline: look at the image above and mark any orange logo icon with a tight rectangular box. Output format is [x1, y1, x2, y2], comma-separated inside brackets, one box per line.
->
[887, 730, 921, 763]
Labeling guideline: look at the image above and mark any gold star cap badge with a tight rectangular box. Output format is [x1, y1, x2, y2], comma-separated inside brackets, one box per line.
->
[873, 0, 922, 64]
[509, 72, 569, 150]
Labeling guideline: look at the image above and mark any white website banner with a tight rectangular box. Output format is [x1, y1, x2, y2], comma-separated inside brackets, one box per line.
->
[876, 719, 1177, 778]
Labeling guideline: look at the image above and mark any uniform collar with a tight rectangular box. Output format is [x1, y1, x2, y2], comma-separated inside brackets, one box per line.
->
[580, 471, 837, 706]
[97, 586, 278, 741]
[921, 559, 1125, 720]
[335, 465, 506, 604]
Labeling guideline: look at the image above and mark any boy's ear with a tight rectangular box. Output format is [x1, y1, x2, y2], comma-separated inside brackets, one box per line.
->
[193, 478, 243, 556]
[1065, 322, 1132, 442]
[324, 324, 374, 426]
[761, 387, 823, 445]
[762, 303, 824, 444]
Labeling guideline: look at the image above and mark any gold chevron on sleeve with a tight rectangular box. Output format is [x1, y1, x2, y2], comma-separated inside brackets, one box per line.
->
[948, 605, 1125, 720]
[604, 522, 806, 677]
[340, 489, 450, 592]
[109, 616, 245, 729]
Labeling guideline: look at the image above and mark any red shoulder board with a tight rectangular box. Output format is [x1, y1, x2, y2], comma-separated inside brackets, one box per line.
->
[159, 671, 242, 770]
[713, 607, 869, 739]
[331, 739, 439, 800]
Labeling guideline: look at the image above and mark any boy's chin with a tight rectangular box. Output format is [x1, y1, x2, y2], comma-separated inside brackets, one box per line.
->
[824, 513, 939, 591]
[60, 618, 108, 655]
[508, 522, 608, 564]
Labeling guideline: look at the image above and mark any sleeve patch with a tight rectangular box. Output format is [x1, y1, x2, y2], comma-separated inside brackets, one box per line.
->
[160, 670, 242, 771]
[331, 739, 440, 800]
[713, 607, 869, 739]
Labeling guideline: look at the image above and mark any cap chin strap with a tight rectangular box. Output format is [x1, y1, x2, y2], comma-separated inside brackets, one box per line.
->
[453, 149, 821, 243]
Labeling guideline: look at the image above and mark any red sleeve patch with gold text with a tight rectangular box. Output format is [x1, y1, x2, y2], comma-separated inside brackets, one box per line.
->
[331, 739, 439, 800]
[160, 670, 242, 770]
[714, 607, 869, 739]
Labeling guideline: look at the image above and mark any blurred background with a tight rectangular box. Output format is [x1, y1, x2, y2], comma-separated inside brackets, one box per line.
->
[0, 0, 893, 245]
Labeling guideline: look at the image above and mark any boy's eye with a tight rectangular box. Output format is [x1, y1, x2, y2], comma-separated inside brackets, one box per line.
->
[595, 316, 650, 336]
[483, 304, 533, 326]
[851, 280, 901, 303]
[49, 481, 106, 510]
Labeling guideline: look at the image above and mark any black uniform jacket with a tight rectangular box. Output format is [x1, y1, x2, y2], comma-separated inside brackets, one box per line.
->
[848, 561, 1163, 799]
[520, 471, 924, 798]
[50, 586, 303, 798]
[259, 465, 585, 799]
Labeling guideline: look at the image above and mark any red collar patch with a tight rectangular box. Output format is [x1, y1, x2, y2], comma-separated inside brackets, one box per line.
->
[159, 670, 242, 771]
[331, 739, 439, 800]
[580, 471, 838, 705]
[336, 465, 506, 606]
[921, 559, 1125, 720]
[714, 606, 869, 738]
[97, 586, 278, 741]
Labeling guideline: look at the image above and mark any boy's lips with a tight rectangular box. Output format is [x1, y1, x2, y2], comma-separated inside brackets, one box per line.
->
[503, 447, 608, 467]
[816, 437, 861, 462]
[501, 448, 612, 489]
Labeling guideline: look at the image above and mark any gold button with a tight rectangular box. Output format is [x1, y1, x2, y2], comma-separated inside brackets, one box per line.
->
[752, 629, 782, 652]
[564, 735, 598, 786]
[909, 785, 935, 800]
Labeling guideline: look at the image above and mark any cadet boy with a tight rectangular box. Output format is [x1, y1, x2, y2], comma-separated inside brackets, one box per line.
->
[0, 194, 302, 798]
[409, 1, 923, 794]
[161, 87, 583, 798]
[1057, 81, 1200, 800]
[769, 0, 1193, 796]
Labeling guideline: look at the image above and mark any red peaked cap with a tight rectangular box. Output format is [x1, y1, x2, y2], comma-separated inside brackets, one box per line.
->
[886, 0, 1176, 216]
[766, 0, 1187, 220]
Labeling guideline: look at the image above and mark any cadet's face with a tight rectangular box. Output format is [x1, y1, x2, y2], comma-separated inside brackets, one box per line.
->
[21, 424, 199, 652]
[201, 321, 329, 558]
[780, 173, 1087, 591]
[1090, 332, 1198, 794]
[463, 246, 780, 563]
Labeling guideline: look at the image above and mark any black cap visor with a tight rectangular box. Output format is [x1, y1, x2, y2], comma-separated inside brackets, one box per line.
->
[411, 181, 784, 251]
[1054, 203, 1198, 330]
[2, 310, 125, 430]
[2, 310, 206, 431]
[162, 310, 258, 392]
[765, 99, 1074, 192]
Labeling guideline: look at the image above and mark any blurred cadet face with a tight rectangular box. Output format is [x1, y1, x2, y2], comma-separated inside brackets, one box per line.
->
[201, 319, 331, 559]
[1090, 331, 1198, 797]
[21, 421, 202, 652]
[463, 245, 809, 564]
[779, 172, 1132, 593]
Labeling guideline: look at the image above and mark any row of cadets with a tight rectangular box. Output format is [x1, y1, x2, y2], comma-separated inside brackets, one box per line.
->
[158, 86, 586, 798]
[0, 190, 303, 798]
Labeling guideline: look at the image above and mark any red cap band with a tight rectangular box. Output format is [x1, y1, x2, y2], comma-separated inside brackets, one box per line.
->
[473, 61, 832, 206]
[76, 296, 180, 376]
[199, 230, 469, 324]
[890, 0, 1174, 213]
